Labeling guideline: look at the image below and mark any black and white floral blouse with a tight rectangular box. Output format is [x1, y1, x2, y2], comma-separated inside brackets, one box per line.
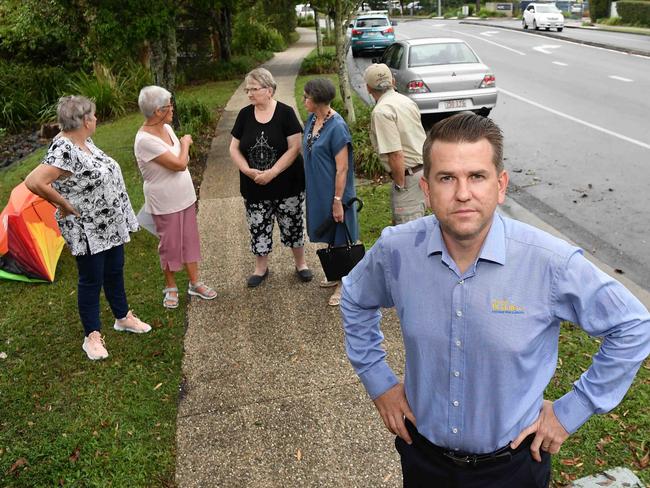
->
[43, 136, 139, 256]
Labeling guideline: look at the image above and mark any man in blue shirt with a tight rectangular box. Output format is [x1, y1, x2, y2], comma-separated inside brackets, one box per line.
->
[341, 113, 650, 487]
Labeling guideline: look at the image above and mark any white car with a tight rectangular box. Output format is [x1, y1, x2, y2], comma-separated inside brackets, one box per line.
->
[522, 3, 565, 31]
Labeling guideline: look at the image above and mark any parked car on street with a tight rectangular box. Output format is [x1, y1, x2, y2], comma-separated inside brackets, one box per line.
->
[378, 38, 497, 116]
[349, 13, 396, 58]
[522, 3, 565, 31]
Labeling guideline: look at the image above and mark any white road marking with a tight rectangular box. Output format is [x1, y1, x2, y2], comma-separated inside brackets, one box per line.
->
[533, 45, 562, 54]
[609, 75, 634, 82]
[498, 88, 650, 151]
[449, 30, 526, 55]
[552, 61, 568, 66]
[481, 31, 500, 37]
[460, 22, 650, 59]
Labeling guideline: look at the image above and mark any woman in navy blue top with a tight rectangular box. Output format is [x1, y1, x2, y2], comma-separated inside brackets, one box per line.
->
[302, 78, 359, 306]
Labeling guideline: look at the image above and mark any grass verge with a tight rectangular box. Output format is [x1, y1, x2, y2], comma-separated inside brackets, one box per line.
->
[296, 54, 650, 487]
[0, 79, 239, 486]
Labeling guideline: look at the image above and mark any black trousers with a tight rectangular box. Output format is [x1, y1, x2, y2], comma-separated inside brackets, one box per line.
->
[395, 425, 551, 488]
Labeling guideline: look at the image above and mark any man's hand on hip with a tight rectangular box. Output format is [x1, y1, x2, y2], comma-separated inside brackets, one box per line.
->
[511, 400, 570, 462]
[373, 383, 416, 444]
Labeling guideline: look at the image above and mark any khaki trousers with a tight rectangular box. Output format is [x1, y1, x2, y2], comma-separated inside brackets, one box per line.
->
[391, 170, 426, 225]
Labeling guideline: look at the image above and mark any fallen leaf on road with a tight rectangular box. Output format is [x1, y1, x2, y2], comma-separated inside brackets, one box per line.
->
[383, 473, 393, 482]
[153, 382, 162, 390]
[614, 269, 624, 274]
[295, 449, 302, 461]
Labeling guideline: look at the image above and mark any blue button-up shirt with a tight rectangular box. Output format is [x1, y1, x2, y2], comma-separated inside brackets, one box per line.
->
[341, 213, 650, 454]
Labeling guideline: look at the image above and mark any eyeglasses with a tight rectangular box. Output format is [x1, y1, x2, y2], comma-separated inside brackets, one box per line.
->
[244, 87, 267, 94]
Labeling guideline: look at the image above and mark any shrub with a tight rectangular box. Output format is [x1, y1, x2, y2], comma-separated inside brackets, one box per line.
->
[617, 1, 650, 26]
[478, 8, 507, 17]
[68, 65, 128, 120]
[296, 15, 316, 27]
[0, 61, 68, 131]
[232, 15, 286, 54]
[180, 51, 274, 84]
[590, 0, 610, 21]
[347, 104, 383, 180]
[299, 48, 337, 75]
[174, 97, 213, 159]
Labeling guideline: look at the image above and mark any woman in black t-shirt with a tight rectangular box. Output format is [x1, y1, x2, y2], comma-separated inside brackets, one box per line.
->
[229, 68, 313, 287]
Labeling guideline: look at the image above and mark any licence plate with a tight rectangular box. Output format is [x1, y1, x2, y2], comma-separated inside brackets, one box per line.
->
[366, 31, 378, 36]
[443, 99, 467, 109]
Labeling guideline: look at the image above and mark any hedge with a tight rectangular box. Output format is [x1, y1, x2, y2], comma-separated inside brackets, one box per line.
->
[616, 0, 650, 26]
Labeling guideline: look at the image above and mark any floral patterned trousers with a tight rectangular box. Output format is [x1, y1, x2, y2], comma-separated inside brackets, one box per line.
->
[244, 192, 305, 256]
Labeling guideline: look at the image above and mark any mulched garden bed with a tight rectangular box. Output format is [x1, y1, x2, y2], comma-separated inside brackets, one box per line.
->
[0, 129, 48, 169]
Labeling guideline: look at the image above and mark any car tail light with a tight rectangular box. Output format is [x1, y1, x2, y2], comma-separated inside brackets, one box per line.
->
[480, 74, 495, 88]
[352, 29, 363, 36]
[407, 80, 429, 93]
[382, 27, 394, 35]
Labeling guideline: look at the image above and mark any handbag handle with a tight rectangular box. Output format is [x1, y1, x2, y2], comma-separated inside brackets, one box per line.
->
[343, 197, 363, 213]
[329, 220, 355, 247]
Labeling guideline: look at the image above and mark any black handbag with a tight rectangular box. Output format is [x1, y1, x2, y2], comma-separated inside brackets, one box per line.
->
[316, 198, 365, 282]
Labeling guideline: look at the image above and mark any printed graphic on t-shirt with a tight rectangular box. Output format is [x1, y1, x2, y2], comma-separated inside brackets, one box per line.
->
[248, 131, 276, 170]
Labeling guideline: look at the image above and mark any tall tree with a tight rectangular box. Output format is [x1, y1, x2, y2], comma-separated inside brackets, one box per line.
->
[312, 0, 361, 124]
[314, 9, 323, 55]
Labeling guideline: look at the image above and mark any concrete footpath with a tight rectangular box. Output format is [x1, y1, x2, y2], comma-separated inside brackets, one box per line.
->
[175, 28, 647, 487]
[175, 28, 405, 487]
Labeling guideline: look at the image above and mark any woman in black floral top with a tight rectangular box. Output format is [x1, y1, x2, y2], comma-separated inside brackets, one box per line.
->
[25, 95, 151, 361]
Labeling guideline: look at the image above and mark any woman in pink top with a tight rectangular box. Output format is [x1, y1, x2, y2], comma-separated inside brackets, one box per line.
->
[134, 85, 216, 309]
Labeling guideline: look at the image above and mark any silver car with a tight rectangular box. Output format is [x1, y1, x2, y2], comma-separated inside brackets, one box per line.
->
[379, 38, 497, 116]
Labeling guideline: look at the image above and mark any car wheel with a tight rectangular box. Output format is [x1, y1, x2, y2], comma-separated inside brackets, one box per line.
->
[522, 18, 528, 29]
[533, 19, 538, 30]
[352, 50, 359, 58]
[557, 27, 563, 32]
[545, 27, 550, 31]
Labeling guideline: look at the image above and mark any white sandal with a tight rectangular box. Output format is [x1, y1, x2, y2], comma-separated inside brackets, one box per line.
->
[188, 282, 217, 300]
[163, 287, 179, 309]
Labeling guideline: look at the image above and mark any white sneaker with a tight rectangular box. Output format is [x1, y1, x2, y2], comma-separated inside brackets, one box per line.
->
[82, 332, 109, 360]
[113, 311, 152, 334]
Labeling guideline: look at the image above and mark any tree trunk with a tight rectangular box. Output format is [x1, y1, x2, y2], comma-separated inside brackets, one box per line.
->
[150, 21, 179, 129]
[333, 3, 355, 124]
[218, 5, 232, 62]
[314, 10, 322, 55]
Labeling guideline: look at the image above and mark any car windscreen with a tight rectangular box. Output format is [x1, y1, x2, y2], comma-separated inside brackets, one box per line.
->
[408, 43, 478, 67]
[536, 5, 561, 12]
[355, 18, 389, 28]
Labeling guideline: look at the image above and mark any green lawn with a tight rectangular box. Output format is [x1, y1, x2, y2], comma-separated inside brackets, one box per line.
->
[0, 79, 239, 486]
[296, 54, 650, 486]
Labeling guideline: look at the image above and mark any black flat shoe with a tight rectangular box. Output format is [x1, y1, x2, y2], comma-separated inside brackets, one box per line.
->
[247, 269, 269, 288]
[295, 267, 313, 282]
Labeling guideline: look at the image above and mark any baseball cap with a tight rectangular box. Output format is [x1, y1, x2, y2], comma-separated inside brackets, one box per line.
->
[364, 63, 393, 90]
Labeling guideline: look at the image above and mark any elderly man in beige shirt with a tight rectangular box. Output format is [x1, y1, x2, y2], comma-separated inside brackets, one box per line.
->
[365, 63, 427, 224]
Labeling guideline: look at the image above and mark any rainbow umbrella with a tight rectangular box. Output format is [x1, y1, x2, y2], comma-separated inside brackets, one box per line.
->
[0, 183, 64, 282]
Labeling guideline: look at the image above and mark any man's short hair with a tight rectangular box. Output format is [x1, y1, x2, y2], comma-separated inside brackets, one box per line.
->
[423, 112, 504, 177]
[304, 78, 336, 105]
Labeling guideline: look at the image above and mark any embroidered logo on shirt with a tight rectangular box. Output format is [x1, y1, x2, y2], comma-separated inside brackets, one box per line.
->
[491, 299, 525, 314]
